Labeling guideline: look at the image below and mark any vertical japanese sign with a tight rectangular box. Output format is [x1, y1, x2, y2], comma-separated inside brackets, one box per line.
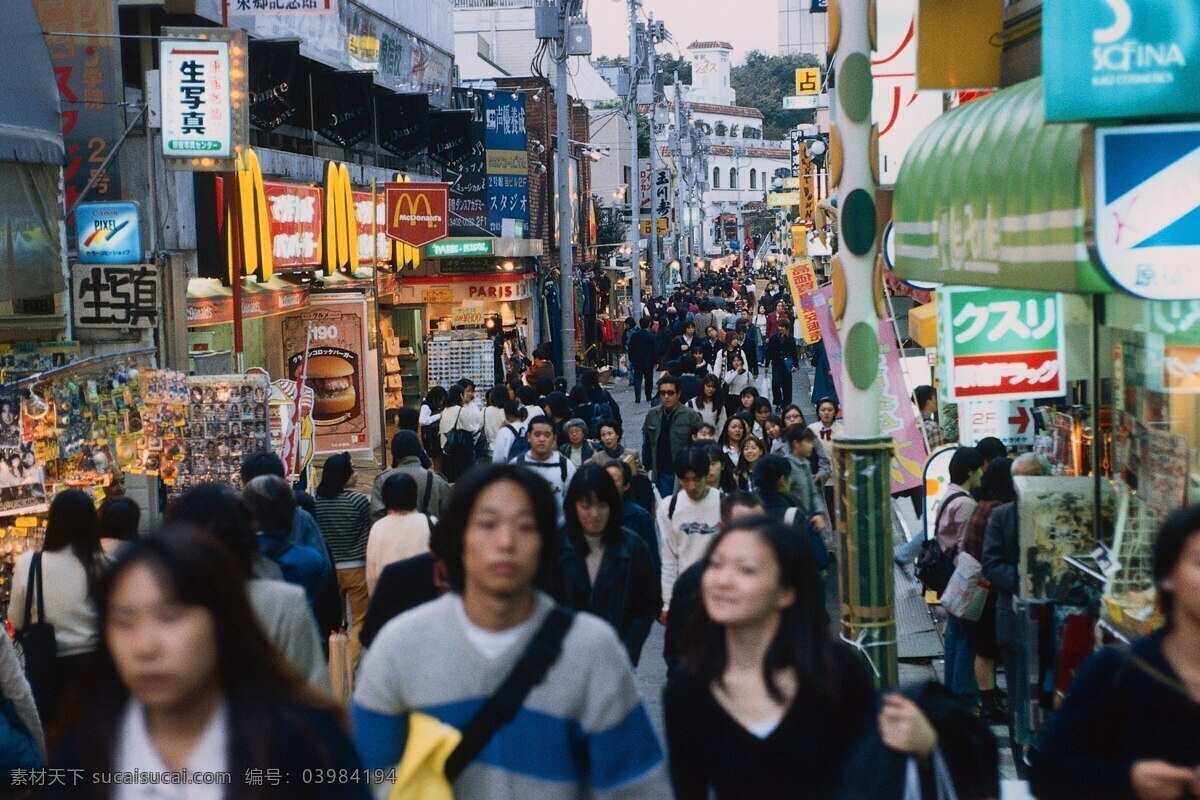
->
[72, 265, 159, 329]
[484, 93, 530, 237]
[939, 287, 1067, 402]
[637, 159, 673, 231]
[351, 189, 392, 266]
[159, 27, 247, 171]
[282, 298, 371, 453]
[32, 0, 124, 218]
[262, 181, 322, 268]
[442, 123, 487, 237]
[783, 259, 822, 344]
[812, 286, 926, 492]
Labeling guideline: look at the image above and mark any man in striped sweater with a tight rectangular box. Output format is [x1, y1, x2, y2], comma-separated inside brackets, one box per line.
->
[352, 463, 669, 799]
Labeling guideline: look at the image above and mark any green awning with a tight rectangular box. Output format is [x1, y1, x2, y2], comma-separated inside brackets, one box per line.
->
[894, 78, 1114, 294]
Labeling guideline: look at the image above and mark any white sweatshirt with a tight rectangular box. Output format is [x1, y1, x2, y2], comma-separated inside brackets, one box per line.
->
[656, 488, 722, 609]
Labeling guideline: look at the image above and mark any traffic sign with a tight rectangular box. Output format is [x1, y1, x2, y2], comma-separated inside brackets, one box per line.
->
[958, 400, 1036, 448]
[1095, 123, 1200, 300]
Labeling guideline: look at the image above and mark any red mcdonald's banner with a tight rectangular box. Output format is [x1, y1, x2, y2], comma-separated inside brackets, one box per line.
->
[384, 182, 450, 247]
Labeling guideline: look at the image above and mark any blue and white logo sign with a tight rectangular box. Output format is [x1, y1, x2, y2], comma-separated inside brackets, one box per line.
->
[1096, 123, 1200, 300]
[75, 202, 142, 265]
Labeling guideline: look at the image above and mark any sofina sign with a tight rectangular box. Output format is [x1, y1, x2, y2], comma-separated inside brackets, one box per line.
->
[1044, 0, 1200, 121]
[938, 287, 1067, 402]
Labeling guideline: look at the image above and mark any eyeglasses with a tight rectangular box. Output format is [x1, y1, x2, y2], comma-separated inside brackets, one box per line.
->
[658, 389, 677, 396]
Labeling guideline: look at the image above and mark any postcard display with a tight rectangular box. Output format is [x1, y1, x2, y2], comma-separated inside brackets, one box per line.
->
[178, 374, 271, 491]
[426, 332, 495, 399]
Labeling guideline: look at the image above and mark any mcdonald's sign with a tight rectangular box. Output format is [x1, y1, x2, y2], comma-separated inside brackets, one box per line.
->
[384, 182, 449, 248]
[323, 161, 359, 276]
[226, 148, 274, 282]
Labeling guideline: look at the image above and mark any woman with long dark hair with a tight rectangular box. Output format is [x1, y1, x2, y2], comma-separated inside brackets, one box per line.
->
[719, 415, 750, 468]
[734, 435, 767, 491]
[557, 464, 660, 666]
[314, 453, 371, 665]
[8, 489, 108, 722]
[687, 373, 727, 433]
[419, 385, 448, 464]
[46, 530, 366, 799]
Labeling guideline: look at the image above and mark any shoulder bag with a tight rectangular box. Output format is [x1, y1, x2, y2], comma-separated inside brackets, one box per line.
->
[390, 606, 575, 800]
[15, 552, 57, 679]
[915, 493, 967, 596]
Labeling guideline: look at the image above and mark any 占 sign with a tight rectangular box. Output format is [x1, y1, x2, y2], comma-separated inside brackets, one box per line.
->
[75, 202, 142, 265]
[1044, 0, 1200, 121]
[159, 27, 247, 170]
[938, 286, 1067, 402]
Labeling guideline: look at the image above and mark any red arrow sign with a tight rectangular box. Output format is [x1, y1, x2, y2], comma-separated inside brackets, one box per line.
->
[1008, 405, 1031, 434]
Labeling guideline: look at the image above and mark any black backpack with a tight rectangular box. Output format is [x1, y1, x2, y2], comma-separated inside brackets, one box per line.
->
[442, 408, 477, 483]
[915, 492, 967, 595]
[506, 425, 533, 459]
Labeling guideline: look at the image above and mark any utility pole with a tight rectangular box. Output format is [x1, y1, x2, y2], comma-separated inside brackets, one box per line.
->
[646, 37, 662, 295]
[672, 73, 690, 282]
[626, 0, 642, 320]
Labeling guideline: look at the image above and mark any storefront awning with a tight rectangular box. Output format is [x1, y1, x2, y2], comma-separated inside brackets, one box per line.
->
[186, 277, 310, 327]
[894, 78, 1114, 295]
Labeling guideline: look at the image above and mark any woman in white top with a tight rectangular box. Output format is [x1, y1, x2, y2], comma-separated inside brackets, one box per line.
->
[481, 387, 508, 447]
[719, 415, 749, 468]
[491, 400, 529, 463]
[8, 489, 109, 723]
[45, 530, 368, 798]
[366, 473, 435, 595]
[438, 382, 484, 448]
[687, 373, 727, 434]
[722, 351, 753, 406]
[751, 303, 770, 364]
[809, 397, 844, 523]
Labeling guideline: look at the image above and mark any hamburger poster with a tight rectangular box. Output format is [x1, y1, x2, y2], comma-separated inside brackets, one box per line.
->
[283, 298, 371, 454]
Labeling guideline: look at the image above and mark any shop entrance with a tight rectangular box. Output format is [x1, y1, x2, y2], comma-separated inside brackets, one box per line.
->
[382, 306, 425, 441]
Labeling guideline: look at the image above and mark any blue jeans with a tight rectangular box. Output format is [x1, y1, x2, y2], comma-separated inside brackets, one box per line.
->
[895, 532, 925, 565]
[944, 615, 980, 707]
[655, 471, 676, 499]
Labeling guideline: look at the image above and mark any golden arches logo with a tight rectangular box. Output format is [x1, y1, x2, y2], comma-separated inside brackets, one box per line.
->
[226, 148, 274, 282]
[391, 173, 420, 270]
[322, 160, 358, 276]
[391, 192, 437, 227]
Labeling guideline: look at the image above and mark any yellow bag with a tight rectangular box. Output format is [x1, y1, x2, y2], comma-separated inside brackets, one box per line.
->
[388, 712, 462, 800]
[328, 631, 354, 706]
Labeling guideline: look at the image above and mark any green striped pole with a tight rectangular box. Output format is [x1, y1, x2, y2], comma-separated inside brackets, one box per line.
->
[828, 0, 898, 688]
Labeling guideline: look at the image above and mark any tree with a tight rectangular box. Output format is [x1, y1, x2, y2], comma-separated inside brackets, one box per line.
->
[731, 51, 821, 139]
[744, 207, 778, 242]
[714, 120, 728, 137]
[595, 197, 627, 246]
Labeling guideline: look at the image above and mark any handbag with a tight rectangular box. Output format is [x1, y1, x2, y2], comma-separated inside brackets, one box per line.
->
[389, 606, 574, 800]
[915, 494, 966, 596]
[902, 748, 958, 800]
[328, 630, 354, 706]
[15, 552, 57, 679]
[940, 551, 990, 621]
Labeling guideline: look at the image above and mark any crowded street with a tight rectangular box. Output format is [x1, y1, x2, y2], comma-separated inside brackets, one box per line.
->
[2, 0, 1200, 797]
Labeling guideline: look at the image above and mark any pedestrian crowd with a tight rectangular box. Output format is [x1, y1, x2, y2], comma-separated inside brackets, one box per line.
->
[1, 266, 1196, 799]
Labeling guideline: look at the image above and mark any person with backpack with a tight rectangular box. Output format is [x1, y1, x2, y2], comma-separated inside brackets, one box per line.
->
[492, 400, 529, 463]
[370, 431, 450, 520]
[439, 383, 483, 482]
[510, 415, 576, 525]
[657, 447, 722, 624]
[365, 473, 435, 597]
[353, 464, 670, 799]
[243, 475, 327, 605]
[580, 368, 621, 426]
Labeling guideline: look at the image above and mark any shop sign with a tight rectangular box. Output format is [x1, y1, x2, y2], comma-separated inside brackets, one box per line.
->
[186, 285, 309, 327]
[75, 202, 142, 265]
[812, 286, 927, 493]
[795, 67, 820, 95]
[1044, 0, 1200, 122]
[422, 289, 453, 303]
[466, 284, 524, 301]
[263, 181, 322, 268]
[72, 264, 159, 329]
[351, 189, 393, 266]
[958, 400, 1036, 447]
[230, 0, 336, 15]
[767, 192, 802, 207]
[638, 160, 672, 233]
[485, 93, 530, 236]
[873, 0, 943, 186]
[384, 182, 450, 247]
[282, 298, 371, 453]
[938, 287, 1066, 401]
[244, 368, 316, 484]
[428, 239, 494, 258]
[451, 306, 485, 326]
[159, 28, 247, 170]
[640, 219, 669, 235]
[1095, 123, 1200, 300]
[783, 259, 822, 345]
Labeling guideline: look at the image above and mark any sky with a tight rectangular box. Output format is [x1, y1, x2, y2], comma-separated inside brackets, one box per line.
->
[586, 0, 779, 64]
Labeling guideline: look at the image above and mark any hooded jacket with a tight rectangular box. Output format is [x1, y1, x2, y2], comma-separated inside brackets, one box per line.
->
[370, 453, 451, 520]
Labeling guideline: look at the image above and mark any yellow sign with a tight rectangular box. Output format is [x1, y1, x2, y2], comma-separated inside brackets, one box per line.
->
[795, 67, 821, 96]
[451, 306, 485, 327]
[422, 289, 453, 303]
[323, 160, 359, 276]
[639, 218, 669, 235]
[226, 148, 274, 282]
[799, 151, 817, 222]
[791, 225, 809, 257]
[767, 192, 803, 207]
[784, 259, 822, 344]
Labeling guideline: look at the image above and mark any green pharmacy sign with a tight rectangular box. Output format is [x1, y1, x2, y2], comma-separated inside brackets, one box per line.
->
[1044, 0, 1200, 121]
[426, 239, 495, 258]
[938, 287, 1067, 402]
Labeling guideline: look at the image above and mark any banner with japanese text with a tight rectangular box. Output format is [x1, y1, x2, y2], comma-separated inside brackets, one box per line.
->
[938, 287, 1067, 402]
[484, 93, 529, 236]
[783, 259, 822, 344]
[263, 181, 322, 268]
[812, 286, 926, 492]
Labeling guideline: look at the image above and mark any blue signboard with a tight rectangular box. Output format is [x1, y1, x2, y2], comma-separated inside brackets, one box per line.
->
[1044, 0, 1200, 121]
[75, 202, 142, 265]
[484, 93, 530, 237]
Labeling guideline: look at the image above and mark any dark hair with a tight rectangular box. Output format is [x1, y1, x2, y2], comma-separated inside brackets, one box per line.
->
[423, 386, 448, 413]
[657, 375, 682, 394]
[165, 483, 257, 579]
[682, 516, 844, 703]
[554, 377, 568, 393]
[719, 414, 749, 448]
[240, 450, 285, 483]
[665, 360, 683, 377]
[979, 458, 1016, 504]
[97, 497, 140, 544]
[488, 387, 507, 408]
[913, 385, 936, 410]
[504, 400, 527, 421]
[763, 414, 784, 439]
[242, 475, 296, 537]
[784, 423, 816, 446]
[597, 419, 623, 439]
[569, 385, 588, 407]
[720, 490, 764, 522]
[457, 378, 476, 391]
[735, 435, 768, 478]
[753, 454, 792, 493]
[1154, 506, 1200, 627]
[382, 472, 419, 513]
[517, 386, 540, 407]
[43, 489, 102, 595]
[395, 406, 420, 434]
[752, 397, 772, 416]
[948, 447, 985, 486]
[781, 404, 805, 424]
[976, 436, 1008, 463]
[694, 373, 725, 412]
[564, 464, 625, 550]
[673, 446, 711, 480]
[581, 370, 600, 389]
[700, 442, 737, 493]
[604, 458, 633, 488]
[52, 529, 336, 774]
[680, 353, 698, 374]
[739, 386, 759, 399]
[446, 385, 465, 408]
[526, 414, 556, 438]
[816, 397, 840, 413]
[691, 422, 716, 439]
[534, 376, 554, 397]
[315, 453, 354, 499]
[436, 463, 561, 593]
[683, 320, 696, 332]
[640, 316, 653, 329]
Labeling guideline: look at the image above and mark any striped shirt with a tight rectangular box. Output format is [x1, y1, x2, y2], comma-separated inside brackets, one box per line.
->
[314, 491, 371, 566]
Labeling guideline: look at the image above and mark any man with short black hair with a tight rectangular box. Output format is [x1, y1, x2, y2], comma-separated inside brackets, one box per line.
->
[656, 447, 721, 622]
[240, 450, 332, 582]
[641, 376, 702, 498]
[604, 460, 658, 573]
[628, 317, 659, 403]
[511, 415, 576, 523]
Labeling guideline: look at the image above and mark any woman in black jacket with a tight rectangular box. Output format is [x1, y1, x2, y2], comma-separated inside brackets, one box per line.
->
[557, 464, 660, 666]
